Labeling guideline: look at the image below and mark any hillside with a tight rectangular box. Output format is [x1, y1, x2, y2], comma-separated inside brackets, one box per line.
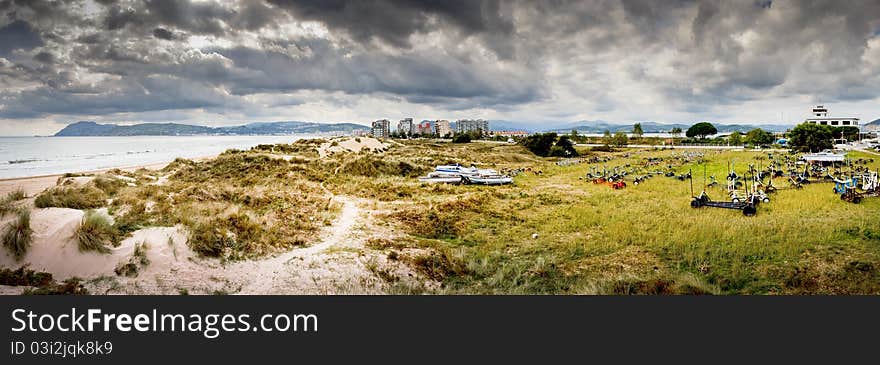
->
[548, 121, 792, 134]
[55, 121, 369, 136]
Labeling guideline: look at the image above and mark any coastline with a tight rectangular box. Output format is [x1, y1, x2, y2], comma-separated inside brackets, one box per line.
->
[0, 154, 217, 196]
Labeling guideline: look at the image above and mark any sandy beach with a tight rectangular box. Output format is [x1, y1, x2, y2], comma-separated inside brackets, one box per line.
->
[0, 157, 213, 197]
[0, 137, 427, 295]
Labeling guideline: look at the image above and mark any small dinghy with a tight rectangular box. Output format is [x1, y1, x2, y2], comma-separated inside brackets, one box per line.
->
[464, 174, 513, 185]
[418, 164, 513, 185]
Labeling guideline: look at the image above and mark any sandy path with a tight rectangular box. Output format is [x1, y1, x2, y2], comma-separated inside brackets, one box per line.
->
[235, 196, 364, 294]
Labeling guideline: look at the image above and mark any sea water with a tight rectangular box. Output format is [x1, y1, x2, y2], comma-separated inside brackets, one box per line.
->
[0, 135, 314, 179]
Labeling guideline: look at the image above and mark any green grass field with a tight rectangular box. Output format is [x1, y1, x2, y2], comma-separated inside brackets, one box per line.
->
[374, 143, 880, 294]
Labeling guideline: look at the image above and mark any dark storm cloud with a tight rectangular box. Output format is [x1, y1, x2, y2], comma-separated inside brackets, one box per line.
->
[32, 51, 53, 63]
[0, 20, 43, 56]
[102, 0, 238, 35]
[152, 27, 173, 40]
[1, 0, 880, 123]
[0, 75, 241, 118]
[267, 0, 515, 49]
[206, 41, 538, 104]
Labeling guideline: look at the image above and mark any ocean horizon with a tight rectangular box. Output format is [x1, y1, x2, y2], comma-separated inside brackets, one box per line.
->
[0, 135, 314, 179]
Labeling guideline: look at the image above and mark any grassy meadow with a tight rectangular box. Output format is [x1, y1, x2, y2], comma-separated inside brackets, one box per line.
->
[369, 144, 880, 294]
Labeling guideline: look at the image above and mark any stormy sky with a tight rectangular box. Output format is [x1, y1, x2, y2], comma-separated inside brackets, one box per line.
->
[1, 0, 879, 135]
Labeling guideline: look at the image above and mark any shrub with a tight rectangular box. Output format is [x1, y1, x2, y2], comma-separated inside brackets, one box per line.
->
[0, 188, 27, 216]
[5, 188, 26, 201]
[114, 203, 149, 236]
[73, 211, 117, 253]
[342, 156, 428, 177]
[188, 219, 234, 257]
[35, 185, 108, 209]
[92, 175, 126, 195]
[0, 267, 53, 287]
[520, 133, 557, 156]
[22, 278, 88, 295]
[549, 136, 579, 157]
[2, 209, 33, 261]
[452, 134, 472, 143]
[115, 241, 150, 277]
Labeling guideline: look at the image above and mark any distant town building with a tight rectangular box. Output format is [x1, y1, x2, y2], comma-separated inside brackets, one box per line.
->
[372, 119, 390, 138]
[491, 130, 529, 138]
[455, 119, 489, 135]
[415, 120, 434, 135]
[804, 105, 859, 129]
[397, 118, 413, 136]
[435, 120, 452, 137]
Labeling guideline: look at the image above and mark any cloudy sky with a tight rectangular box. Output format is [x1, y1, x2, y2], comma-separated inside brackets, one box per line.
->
[1, 0, 879, 135]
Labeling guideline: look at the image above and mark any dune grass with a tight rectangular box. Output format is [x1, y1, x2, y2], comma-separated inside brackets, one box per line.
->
[109, 151, 337, 259]
[0, 188, 27, 216]
[115, 241, 150, 277]
[73, 211, 117, 254]
[2, 209, 33, 261]
[34, 175, 124, 209]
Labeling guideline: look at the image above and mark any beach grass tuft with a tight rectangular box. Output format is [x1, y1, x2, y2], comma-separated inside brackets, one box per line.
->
[73, 210, 117, 254]
[0, 188, 27, 216]
[2, 209, 34, 261]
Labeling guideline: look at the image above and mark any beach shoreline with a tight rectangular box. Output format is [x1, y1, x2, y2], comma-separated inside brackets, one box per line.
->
[0, 154, 216, 196]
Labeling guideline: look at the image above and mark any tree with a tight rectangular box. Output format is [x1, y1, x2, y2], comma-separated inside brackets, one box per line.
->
[550, 136, 580, 157]
[570, 129, 582, 143]
[612, 131, 628, 147]
[729, 131, 742, 145]
[632, 123, 643, 139]
[789, 123, 833, 152]
[602, 130, 612, 145]
[452, 133, 472, 143]
[744, 128, 774, 146]
[520, 133, 558, 156]
[831, 126, 859, 141]
[670, 127, 682, 138]
[686, 122, 717, 139]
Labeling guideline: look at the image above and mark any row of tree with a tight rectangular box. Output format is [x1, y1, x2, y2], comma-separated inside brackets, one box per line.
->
[568, 121, 858, 153]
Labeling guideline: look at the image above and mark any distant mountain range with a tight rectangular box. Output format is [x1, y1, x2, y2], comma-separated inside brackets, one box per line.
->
[54, 117, 868, 137]
[54, 121, 370, 136]
[539, 120, 794, 134]
[487, 119, 795, 133]
[864, 118, 880, 132]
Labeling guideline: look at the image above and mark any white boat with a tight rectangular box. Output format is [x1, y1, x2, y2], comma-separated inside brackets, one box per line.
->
[464, 174, 513, 185]
[418, 173, 463, 184]
[802, 151, 845, 163]
[419, 164, 513, 185]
